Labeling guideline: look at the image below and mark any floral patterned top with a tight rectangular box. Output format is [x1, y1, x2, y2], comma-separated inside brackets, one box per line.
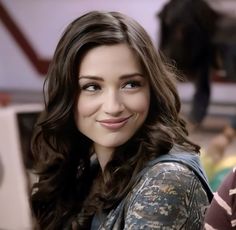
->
[67, 155, 210, 230]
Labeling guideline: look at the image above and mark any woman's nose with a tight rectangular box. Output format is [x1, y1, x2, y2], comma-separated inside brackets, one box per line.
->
[103, 90, 124, 116]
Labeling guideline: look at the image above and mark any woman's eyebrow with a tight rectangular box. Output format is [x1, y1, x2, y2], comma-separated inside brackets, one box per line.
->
[120, 73, 144, 80]
[78, 73, 143, 80]
[78, 76, 103, 81]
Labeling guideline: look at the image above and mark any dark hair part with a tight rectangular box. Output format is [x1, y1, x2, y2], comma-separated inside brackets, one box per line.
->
[31, 11, 199, 229]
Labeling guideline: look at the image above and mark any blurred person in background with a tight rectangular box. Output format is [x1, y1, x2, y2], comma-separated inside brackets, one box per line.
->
[158, 0, 220, 130]
[201, 118, 236, 191]
[204, 167, 236, 229]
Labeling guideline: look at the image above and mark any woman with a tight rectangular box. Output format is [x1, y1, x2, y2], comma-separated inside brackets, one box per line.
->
[31, 11, 212, 229]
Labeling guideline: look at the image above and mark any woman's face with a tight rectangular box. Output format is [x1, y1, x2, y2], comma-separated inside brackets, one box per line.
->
[75, 43, 150, 155]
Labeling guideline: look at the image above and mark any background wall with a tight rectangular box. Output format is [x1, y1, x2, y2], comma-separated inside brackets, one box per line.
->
[0, 0, 168, 91]
[0, 0, 236, 109]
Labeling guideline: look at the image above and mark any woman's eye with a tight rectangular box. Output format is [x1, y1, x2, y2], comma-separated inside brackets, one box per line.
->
[123, 81, 142, 89]
[81, 84, 101, 92]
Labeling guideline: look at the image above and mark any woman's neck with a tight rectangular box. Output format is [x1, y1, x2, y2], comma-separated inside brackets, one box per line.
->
[93, 144, 114, 171]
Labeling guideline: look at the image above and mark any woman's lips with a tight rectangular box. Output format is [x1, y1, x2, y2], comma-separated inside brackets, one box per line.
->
[98, 116, 131, 129]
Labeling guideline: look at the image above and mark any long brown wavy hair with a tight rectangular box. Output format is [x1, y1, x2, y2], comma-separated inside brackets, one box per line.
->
[31, 11, 200, 229]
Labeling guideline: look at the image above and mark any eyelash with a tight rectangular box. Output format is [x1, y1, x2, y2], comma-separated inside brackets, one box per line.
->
[122, 80, 142, 89]
[81, 83, 101, 92]
[80, 80, 142, 92]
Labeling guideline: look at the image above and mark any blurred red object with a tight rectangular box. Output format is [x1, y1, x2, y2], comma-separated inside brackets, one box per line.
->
[0, 92, 11, 106]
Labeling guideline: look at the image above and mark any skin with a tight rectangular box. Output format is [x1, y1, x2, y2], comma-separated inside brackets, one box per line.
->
[75, 43, 150, 170]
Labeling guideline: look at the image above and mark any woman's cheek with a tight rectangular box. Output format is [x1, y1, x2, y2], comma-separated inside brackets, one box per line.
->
[77, 96, 100, 117]
[125, 93, 150, 114]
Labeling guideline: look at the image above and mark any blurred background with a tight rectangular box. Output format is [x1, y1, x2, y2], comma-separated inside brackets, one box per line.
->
[0, 0, 236, 228]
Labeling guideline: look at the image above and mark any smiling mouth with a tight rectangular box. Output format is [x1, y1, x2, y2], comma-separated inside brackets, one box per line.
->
[98, 116, 132, 129]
